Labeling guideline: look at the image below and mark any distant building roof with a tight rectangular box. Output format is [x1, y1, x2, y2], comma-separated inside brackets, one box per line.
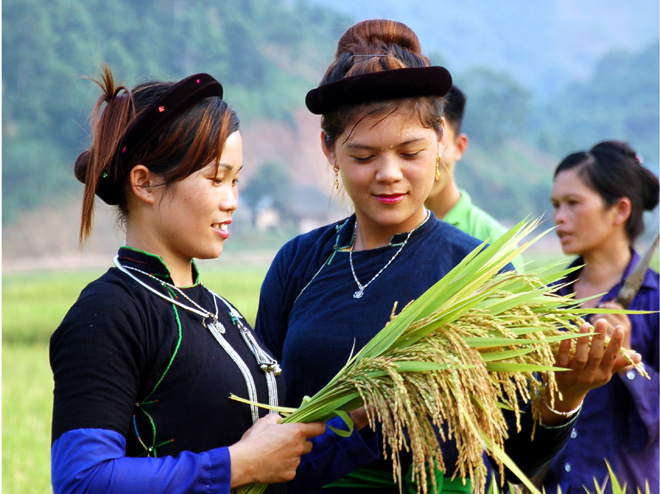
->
[288, 184, 335, 218]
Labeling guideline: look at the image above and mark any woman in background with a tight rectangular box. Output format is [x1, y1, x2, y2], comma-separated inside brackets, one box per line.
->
[255, 19, 636, 494]
[542, 140, 659, 493]
[49, 67, 376, 494]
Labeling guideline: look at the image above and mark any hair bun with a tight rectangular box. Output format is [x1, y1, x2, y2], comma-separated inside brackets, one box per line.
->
[337, 19, 423, 56]
[74, 151, 91, 185]
[642, 168, 660, 211]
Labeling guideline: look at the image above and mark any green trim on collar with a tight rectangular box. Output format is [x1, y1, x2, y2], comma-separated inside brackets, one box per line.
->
[119, 246, 201, 285]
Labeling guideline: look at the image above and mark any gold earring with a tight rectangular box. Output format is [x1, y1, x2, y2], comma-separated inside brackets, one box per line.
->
[435, 155, 443, 182]
[333, 163, 340, 190]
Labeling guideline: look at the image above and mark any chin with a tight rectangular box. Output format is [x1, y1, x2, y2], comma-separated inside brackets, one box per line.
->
[198, 246, 225, 261]
[559, 244, 580, 256]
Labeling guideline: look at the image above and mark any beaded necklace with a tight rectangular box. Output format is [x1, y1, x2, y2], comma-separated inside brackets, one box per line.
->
[113, 256, 280, 423]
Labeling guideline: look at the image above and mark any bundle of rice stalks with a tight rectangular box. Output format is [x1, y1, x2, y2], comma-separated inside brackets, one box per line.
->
[232, 219, 647, 494]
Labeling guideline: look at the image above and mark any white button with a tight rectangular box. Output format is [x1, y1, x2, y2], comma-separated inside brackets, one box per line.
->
[570, 429, 577, 439]
[626, 370, 636, 380]
[564, 463, 571, 472]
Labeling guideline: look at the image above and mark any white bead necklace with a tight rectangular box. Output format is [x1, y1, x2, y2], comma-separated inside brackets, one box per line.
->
[113, 256, 280, 422]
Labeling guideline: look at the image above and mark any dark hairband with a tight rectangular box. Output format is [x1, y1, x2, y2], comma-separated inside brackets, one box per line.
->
[305, 66, 452, 115]
[81, 73, 224, 205]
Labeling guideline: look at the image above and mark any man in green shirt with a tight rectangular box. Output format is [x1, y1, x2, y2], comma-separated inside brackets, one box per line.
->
[425, 85, 525, 271]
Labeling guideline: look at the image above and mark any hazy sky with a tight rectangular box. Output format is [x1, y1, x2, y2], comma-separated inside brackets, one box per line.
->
[308, 0, 660, 99]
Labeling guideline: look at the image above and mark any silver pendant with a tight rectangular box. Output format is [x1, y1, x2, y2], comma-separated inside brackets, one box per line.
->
[260, 362, 283, 376]
[211, 320, 226, 334]
[353, 289, 364, 299]
[206, 318, 226, 334]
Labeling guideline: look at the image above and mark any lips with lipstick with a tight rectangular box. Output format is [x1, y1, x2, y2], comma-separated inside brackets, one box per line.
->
[213, 220, 231, 239]
[375, 193, 406, 204]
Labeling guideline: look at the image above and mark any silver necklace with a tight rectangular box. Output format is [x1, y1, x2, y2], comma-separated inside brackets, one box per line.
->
[348, 220, 414, 299]
[113, 256, 280, 422]
[115, 258, 226, 334]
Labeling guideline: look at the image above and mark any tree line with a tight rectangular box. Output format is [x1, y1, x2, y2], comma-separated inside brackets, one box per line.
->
[3, 0, 658, 225]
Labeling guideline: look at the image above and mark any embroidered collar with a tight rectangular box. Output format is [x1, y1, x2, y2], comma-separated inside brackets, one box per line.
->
[116, 246, 201, 286]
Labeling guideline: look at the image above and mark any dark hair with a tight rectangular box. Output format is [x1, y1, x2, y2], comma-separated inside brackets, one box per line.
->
[319, 19, 444, 147]
[444, 85, 467, 134]
[554, 140, 659, 245]
[74, 65, 239, 243]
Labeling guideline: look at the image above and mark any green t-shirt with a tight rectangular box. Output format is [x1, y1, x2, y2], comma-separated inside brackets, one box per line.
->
[443, 190, 525, 272]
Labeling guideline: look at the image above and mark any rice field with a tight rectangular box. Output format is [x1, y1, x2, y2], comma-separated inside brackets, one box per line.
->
[3, 247, 654, 493]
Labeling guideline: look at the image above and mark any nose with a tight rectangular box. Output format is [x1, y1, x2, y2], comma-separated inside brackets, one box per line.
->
[221, 187, 239, 213]
[375, 155, 403, 184]
[552, 205, 565, 225]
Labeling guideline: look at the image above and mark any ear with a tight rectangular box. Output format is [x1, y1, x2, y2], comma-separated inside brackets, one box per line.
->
[439, 118, 447, 148]
[612, 197, 632, 226]
[454, 133, 469, 161]
[129, 165, 157, 205]
[320, 131, 336, 166]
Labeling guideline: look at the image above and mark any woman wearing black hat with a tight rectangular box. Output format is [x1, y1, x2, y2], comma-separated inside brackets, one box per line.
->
[49, 66, 377, 494]
[254, 19, 637, 494]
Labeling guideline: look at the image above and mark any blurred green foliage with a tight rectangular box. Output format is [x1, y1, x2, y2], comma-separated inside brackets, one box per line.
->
[3, 343, 53, 494]
[2, 0, 658, 227]
[2, 0, 350, 223]
[532, 43, 660, 164]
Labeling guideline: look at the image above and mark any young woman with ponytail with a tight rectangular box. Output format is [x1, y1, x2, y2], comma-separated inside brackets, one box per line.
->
[50, 66, 376, 494]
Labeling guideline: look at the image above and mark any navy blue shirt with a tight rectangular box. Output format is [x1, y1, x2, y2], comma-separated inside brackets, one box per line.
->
[256, 214, 575, 490]
[257, 214, 481, 407]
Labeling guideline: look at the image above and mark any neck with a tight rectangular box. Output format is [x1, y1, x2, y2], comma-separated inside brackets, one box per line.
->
[425, 180, 461, 219]
[125, 226, 194, 287]
[353, 208, 427, 251]
[576, 237, 631, 298]
[160, 257, 195, 287]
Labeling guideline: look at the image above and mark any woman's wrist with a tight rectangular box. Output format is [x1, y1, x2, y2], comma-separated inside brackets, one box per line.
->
[543, 398, 583, 418]
[228, 443, 257, 488]
[539, 385, 585, 425]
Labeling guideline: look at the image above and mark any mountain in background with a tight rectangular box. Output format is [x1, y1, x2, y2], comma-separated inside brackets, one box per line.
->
[3, 0, 658, 260]
[307, 0, 660, 100]
[2, 0, 350, 222]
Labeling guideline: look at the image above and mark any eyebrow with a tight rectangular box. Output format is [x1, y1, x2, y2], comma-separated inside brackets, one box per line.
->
[217, 163, 243, 172]
[344, 137, 427, 151]
[551, 193, 582, 201]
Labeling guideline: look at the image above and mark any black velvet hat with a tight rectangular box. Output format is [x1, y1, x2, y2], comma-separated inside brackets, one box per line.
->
[305, 66, 452, 115]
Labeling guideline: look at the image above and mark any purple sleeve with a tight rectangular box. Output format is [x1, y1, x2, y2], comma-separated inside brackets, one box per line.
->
[51, 428, 230, 494]
[289, 416, 379, 493]
[623, 286, 660, 451]
[620, 361, 659, 451]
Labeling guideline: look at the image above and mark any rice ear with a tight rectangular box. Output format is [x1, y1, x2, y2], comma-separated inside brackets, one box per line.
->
[233, 218, 645, 494]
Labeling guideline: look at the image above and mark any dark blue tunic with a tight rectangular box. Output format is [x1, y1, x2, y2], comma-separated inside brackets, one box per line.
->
[256, 214, 574, 491]
[50, 247, 377, 494]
